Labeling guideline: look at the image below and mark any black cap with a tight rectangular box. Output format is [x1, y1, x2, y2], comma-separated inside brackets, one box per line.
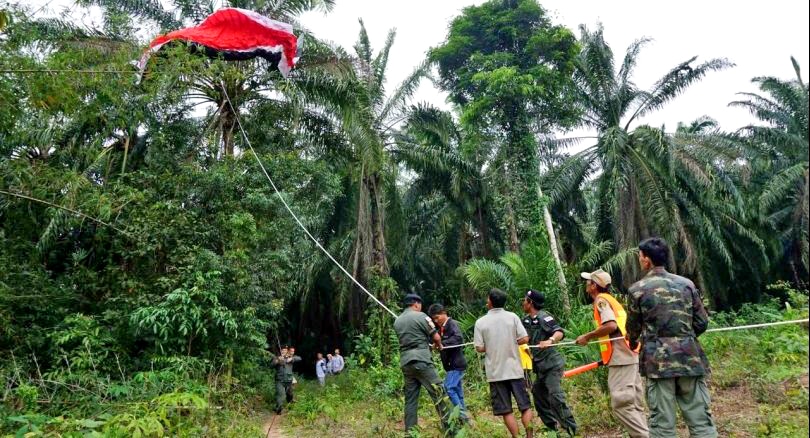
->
[403, 293, 423, 305]
[526, 289, 545, 307]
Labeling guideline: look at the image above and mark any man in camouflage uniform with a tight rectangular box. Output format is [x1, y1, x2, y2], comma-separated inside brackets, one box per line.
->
[393, 293, 454, 434]
[626, 237, 717, 438]
[522, 289, 577, 437]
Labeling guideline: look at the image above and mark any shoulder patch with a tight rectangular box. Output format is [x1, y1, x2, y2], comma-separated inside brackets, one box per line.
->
[543, 316, 554, 322]
[597, 299, 608, 310]
[425, 316, 436, 329]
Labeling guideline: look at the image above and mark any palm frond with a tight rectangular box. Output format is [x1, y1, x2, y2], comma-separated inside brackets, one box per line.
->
[628, 57, 734, 126]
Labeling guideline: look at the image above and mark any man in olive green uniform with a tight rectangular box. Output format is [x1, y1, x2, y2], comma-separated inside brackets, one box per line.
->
[271, 346, 301, 414]
[522, 290, 577, 437]
[626, 237, 717, 438]
[393, 293, 453, 433]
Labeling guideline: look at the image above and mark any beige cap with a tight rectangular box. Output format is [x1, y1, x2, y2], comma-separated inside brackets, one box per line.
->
[580, 269, 612, 288]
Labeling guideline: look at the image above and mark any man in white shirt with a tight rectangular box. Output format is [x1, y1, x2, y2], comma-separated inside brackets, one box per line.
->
[474, 288, 534, 438]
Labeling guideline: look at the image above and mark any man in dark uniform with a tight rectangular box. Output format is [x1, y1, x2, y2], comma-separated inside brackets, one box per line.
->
[393, 293, 453, 434]
[270, 346, 301, 414]
[626, 237, 717, 438]
[522, 290, 577, 437]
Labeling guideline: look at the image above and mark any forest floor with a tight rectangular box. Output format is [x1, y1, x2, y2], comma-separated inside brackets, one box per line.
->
[262, 412, 287, 438]
[278, 372, 808, 437]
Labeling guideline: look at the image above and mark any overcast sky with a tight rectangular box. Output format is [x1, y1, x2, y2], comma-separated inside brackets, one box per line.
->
[21, 0, 810, 136]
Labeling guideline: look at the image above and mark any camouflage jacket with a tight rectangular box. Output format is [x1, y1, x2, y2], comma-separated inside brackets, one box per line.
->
[627, 267, 710, 379]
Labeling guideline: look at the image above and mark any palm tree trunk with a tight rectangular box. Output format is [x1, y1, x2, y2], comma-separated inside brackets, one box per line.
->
[220, 102, 236, 157]
[536, 167, 570, 312]
[476, 204, 493, 258]
[368, 172, 389, 276]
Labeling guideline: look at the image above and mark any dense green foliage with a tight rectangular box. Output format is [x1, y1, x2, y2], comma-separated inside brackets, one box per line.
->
[0, 0, 807, 436]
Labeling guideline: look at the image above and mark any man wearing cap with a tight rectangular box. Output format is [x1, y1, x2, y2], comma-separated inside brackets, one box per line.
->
[576, 270, 649, 437]
[521, 289, 577, 437]
[428, 303, 469, 422]
[393, 293, 454, 433]
[626, 237, 716, 438]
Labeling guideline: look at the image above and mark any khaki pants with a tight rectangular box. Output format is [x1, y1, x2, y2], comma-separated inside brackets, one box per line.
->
[646, 376, 717, 438]
[608, 364, 649, 438]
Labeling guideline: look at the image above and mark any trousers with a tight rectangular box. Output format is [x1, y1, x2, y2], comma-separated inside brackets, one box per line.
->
[646, 376, 717, 438]
[444, 369, 468, 418]
[608, 364, 649, 437]
[275, 381, 293, 412]
[532, 365, 577, 435]
[402, 361, 453, 431]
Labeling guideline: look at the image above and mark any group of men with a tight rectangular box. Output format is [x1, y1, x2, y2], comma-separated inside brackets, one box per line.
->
[271, 346, 346, 414]
[394, 237, 718, 438]
[315, 349, 346, 386]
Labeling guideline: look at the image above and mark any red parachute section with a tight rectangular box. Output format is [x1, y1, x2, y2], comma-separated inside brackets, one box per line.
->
[137, 8, 299, 78]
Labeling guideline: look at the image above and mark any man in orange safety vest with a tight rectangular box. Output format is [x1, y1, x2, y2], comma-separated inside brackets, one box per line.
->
[576, 269, 649, 438]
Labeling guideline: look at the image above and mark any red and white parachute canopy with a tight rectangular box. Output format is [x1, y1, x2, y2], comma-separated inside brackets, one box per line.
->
[137, 8, 299, 78]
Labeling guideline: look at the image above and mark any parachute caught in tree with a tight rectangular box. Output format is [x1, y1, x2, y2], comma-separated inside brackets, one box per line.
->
[136, 8, 300, 79]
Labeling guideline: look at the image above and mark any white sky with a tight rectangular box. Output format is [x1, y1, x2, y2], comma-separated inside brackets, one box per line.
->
[19, 0, 810, 136]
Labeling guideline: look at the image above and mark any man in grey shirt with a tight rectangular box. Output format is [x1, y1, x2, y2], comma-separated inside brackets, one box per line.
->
[474, 288, 534, 438]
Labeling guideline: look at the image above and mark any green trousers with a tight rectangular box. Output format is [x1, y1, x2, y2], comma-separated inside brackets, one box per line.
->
[646, 376, 717, 438]
[401, 361, 452, 432]
[532, 366, 577, 436]
[275, 381, 293, 412]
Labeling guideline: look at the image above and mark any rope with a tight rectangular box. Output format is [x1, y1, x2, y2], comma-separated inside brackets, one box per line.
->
[0, 69, 131, 74]
[219, 82, 397, 318]
[0, 189, 131, 236]
[442, 318, 809, 350]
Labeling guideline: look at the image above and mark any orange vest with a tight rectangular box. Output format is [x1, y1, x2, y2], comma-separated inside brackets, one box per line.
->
[593, 293, 638, 365]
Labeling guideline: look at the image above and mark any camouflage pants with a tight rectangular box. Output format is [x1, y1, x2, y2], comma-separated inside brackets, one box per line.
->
[646, 376, 717, 438]
[401, 361, 452, 432]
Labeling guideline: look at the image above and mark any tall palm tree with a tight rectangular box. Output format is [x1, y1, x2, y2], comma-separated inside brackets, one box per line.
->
[731, 57, 809, 286]
[544, 24, 763, 302]
[337, 20, 430, 295]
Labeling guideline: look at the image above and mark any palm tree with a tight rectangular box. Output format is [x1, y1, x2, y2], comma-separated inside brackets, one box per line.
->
[731, 57, 809, 287]
[335, 21, 431, 296]
[462, 233, 564, 314]
[77, 0, 337, 157]
[544, 24, 764, 302]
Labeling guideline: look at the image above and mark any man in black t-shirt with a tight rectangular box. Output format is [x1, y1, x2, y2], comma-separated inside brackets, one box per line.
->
[429, 304, 469, 422]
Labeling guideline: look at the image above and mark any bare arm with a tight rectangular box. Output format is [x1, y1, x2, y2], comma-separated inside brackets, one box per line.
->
[538, 330, 564, 349]
[577, 321, 618, 345]
[475, 345, 486, 353]
[516, 335, 529, 345]
[431, 332, 443, 349]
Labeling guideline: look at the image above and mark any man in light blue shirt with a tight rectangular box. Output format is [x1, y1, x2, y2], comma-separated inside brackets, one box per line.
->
[315, 352, 328, 386]
[331, 348, 345, 374]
